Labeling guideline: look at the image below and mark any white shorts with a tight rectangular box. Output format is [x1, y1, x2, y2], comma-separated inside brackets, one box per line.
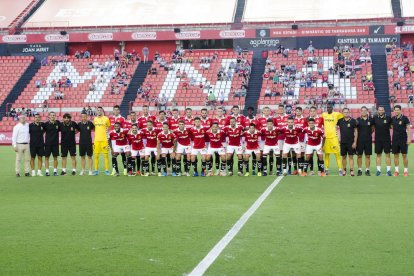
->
[278, 140, 284, 150]
[191, 147, 207, 156]
[305, 144, 323, 155]
[176, 143, 191, 154]
[245, 148, 260, 155]
[131, 149, 145, 157]
[263, 145, 280, 155]
[113, 144, 130, 153]
[226, 145, 243, 155]
[207, 146, 226, 155]
[161, 147, 174, 155]
[282, 143, 301, 154]
[259, 140, 265, 150]
[145, 147, 157, 156]
[300, 142, 306, 153]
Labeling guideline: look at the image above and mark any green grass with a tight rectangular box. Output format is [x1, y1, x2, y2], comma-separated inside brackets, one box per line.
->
[1, 146, 414, 275]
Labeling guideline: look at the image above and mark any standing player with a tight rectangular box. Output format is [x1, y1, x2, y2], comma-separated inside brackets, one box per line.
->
[29, 113, 45, 176]
[321, 104, 343, 175]
[337, 108, 358, 176]
[373, 106, 392, 176]
[184, 108, 195, 129]
[109, 105, 127, 175]
[214, 107, 228, 129]
[356, 106, 374, 176]
[122, 111, 139, 131]
[302, 118, 325, 176]
[223, 117, 244, 176]
[189, 117, 208, 177]
[93, 106, 111, 176]
[242, 123, 261, 176]
[154, 111, 169, 129]
[205, 122, 226, 176]
[245, 106, 259, 175]
[200, 108, 212, 128]
[391, 105, 411, 176]
[109, 122, 130, 176]
[168, 108, 182, 131]
[260, 119, 279, 176]
[280, 117, 303, 176]
[157, 123, 176, 176]
[127, 124, 145, 176]
[44, 111, 60, 176]
[174, 120, 192, 176]
[78, 111, 94, 176]
[275, 105, 288, 175]
[305, 106, 324, 175]
[227, 105, 245, 126]
[138, 105, 156, 129]
[142, 121, 160, 176]
[60, 113, 78, 176]
[293, 107, 307, 175]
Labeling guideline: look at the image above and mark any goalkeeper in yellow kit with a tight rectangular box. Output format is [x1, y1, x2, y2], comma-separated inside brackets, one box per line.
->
[321, 105, 343, 175]
[93, 107, 111, 175]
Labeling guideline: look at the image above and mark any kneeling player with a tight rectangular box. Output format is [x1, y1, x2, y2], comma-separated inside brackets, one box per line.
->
[281, 117, 303, 176]
[206, 122, 226, 176]
[109, 122, 131, 176]
[302, 118, 325, 176]
[260, 119, 280, 176]
[242, 123, 261, 176]
[127, 124, 145, 176]
[174, 120, 192, 176]
[157, 123, 177, 176]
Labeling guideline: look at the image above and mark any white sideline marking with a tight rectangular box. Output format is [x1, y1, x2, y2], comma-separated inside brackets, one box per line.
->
[188, 176, 284, 276]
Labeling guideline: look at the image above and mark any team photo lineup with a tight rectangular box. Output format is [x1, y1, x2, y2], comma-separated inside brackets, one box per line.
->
[13, 103, 411, 178]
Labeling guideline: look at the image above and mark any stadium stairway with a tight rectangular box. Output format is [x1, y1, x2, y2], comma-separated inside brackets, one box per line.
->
[391, 0, 402, 18]
[371, 55, 391, 114]
[233, 0, 246, 24]
[0, 61, 41, 120]
[243, 51, 266, 115]
[119, 61, 153, 117]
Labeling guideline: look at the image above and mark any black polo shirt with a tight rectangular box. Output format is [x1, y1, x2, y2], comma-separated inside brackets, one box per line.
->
[356, 116, 375, 142]
[44, 120, 60, 146]
[29, 122, 45, 147]
[391, 115, 410, 141]
[337, 117, 357, 143]
[78, 121, 94, 145]
[60, 121, 78, 146]
[373, 114, 391, 142]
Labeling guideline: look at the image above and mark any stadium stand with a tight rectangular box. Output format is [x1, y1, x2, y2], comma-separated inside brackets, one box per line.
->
[23, 0, 237, 28]
[401, 0, 414, 17]
[0, 0, 34, 30]
[257, 46, 374, 118]
[242, 0, 393, 22]
[132, 50, 252, 112]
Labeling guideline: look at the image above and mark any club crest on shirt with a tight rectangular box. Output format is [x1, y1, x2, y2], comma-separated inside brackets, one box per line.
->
[399, 121, 402, 125]
[384, 120, 387, 123]
[347, 123, 350, 127]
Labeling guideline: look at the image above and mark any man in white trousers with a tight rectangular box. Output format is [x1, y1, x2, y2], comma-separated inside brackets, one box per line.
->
[12, 114, 31, 177]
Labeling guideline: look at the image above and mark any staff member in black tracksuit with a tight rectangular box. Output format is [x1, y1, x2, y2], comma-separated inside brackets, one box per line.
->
[337, 108, 358, 176]
[60, 113, 79, 176]
[356, 106, 375, 176]
[373, 106, 392, 176]
[29, 113, 45, 177]
[78, 111, 94, 175]
[44, 111, 60, 176]
[391, 105, 411, 176]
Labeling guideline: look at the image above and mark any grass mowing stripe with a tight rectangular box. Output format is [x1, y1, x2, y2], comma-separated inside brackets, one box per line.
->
[187, 176, 284, 276]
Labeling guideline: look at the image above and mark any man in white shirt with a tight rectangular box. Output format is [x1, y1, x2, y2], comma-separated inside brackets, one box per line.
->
[12, 115, 31, 177]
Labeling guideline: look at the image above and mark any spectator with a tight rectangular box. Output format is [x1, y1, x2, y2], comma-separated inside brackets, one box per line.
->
[35, 79, 42, 88]
[408, 94, 414, 107]
[207, 91, 217, 107]
[264, 87, 271, 98]
[298, 48, 304, 57]
[42, 100, 48, 112]
[158, 94, 168, 111]
[142, 46, 149, 63]
[60, 64, 67, 73]
[54, 91, 64, 100]
[389, 95, 396, 104]
[75, 51, 81, 59]
[219, 91, 225, 105]
[89, 83, 96, 91]
[9, 108, 16, 118]
[393, 80, 401, 90]
[83, 50, 90, 59]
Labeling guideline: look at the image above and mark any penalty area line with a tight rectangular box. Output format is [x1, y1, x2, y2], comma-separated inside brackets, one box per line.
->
[187, 176, 284, 276]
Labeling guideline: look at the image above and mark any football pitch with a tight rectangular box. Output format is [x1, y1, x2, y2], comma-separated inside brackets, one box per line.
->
[1, 147, 414, 275]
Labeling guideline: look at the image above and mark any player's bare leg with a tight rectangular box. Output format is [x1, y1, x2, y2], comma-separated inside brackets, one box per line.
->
[402, 154, 409, 176]
[70, 156, 77, 175]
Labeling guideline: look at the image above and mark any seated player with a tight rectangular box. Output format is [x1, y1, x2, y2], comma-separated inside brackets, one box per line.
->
[174, 120, 192, 177]
[157, 123, 177, 176]
[206, 122, 227, 176]
[109, 122, 131, 176]
[260, 119, 279, 176]
[242, 123, 261, 177]
[302, 118, 325, 176]
[127, 124, 145, 176]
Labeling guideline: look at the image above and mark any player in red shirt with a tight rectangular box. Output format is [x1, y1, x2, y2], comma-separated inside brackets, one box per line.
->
[154, 111, 169, 130]
[223, 117, 244, 176]
[244, 106, 259, 174]
[242, 123, 261, 176]
[294, 107, 307, 175]
[109, 105, 127, 175]
[213, 107, 228, 129]
[184, 107, 195, 129]
[274, 104, 288, 175]
[123, 111, 139, 131]
[141, 120, 160, 176]
[257, 106, 274, 130]
[227, 105, 246, 126]
[127, 124, 145, 176]
[206, 122, 226, 176]
[157, 123, 177, 176]
[302, 118, 325, 177]
[168, 108, 182, 131]
[260, 118, 280, 176]
[305, 106, 324, 175]
[109, 122, 130, 176]
[138, 105, 156, 129]
[200, 108, 212, 129]
[174, 120, 192, 176]
[189, 117, 208, 177]
[280, 117, 303, 176]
